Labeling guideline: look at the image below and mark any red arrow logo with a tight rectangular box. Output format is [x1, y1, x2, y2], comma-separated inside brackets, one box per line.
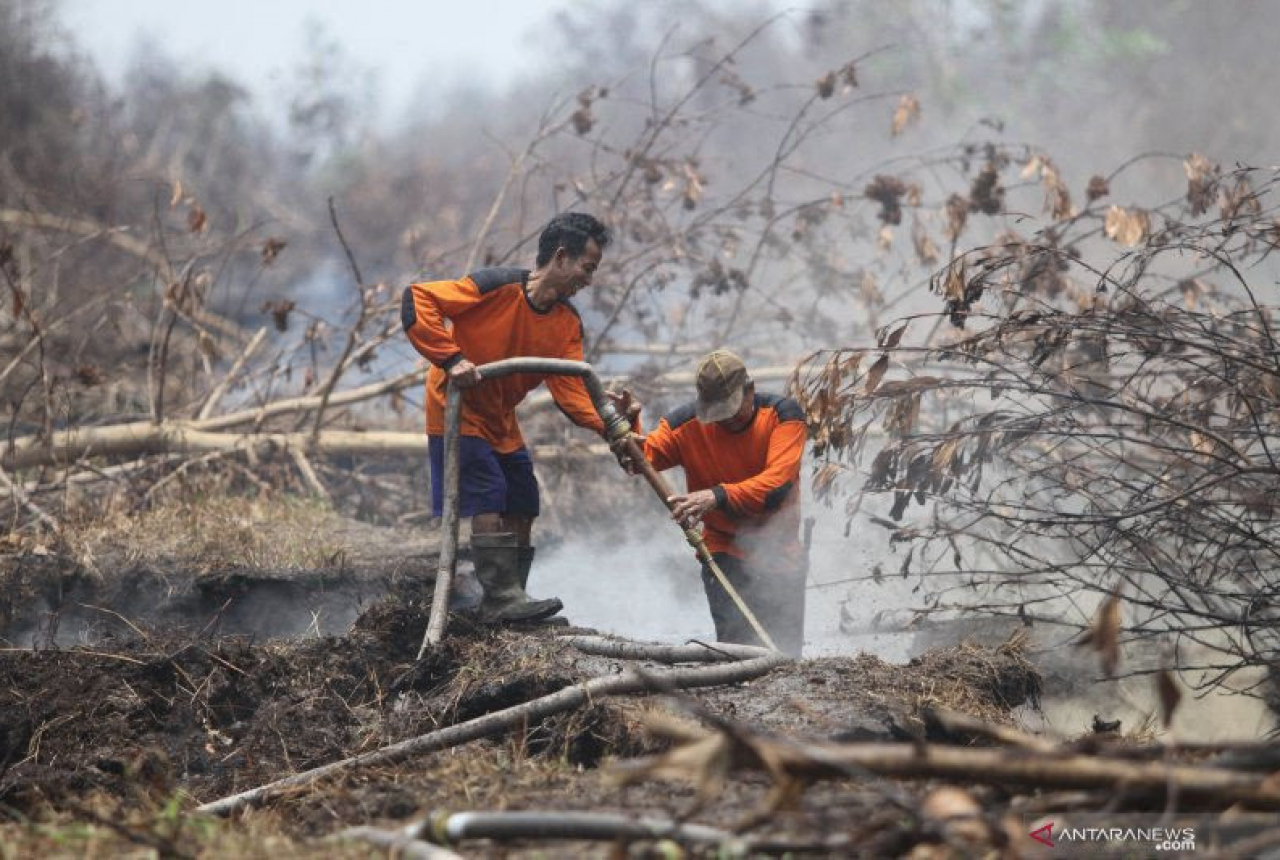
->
[1030, 822, 1055, 847]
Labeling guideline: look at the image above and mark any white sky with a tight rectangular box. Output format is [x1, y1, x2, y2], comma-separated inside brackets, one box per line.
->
[57, 0, 563, 121]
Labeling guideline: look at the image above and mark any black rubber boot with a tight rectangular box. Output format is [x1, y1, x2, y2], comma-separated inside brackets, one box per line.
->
[510, 545, 569, 626]
[473, 532, 562, 623]
[516, 545, 535, 589]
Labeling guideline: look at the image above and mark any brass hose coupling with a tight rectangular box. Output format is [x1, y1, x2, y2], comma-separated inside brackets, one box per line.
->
[598, 401, 633, 444]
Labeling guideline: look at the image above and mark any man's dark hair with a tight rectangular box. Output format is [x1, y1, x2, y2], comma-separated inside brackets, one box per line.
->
[536, 212, 611, 267]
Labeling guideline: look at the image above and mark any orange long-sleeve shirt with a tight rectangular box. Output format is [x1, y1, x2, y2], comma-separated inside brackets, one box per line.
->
[401, 267, 604, 452]
[642, 392, 806, 560]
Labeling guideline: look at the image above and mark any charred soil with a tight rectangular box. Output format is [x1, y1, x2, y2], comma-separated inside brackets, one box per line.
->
[0, 519, 1048, 857]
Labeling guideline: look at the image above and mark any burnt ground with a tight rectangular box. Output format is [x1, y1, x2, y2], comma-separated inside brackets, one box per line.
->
[0, 516, 1235, 858]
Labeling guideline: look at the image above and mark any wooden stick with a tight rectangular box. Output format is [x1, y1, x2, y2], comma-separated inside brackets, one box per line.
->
[197, 643, 786, 816]
[197, 326, 268, 420]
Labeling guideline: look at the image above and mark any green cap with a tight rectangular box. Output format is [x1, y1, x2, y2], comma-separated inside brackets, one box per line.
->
[695, 349, 749, 423]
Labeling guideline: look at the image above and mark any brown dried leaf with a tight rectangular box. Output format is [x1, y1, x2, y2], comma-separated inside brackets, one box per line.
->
[1031, 156, 1073, 219]
[1219, 176, 1261, 222]
[876, 376, 941, 396]
[1177, 277, 1207, 310]
[969, 165, 1004, 215]
[187, 205, 207, 234]
[261, 237, 287, 265]
[932, 438, 961, 472]
[1184, 153, 1219, 216]
[1076, 589, 1122, 678]
[73, 364, 104, 386]
[262, 299, 296, 332]
[944, 194, 969, 240]
[1086, 175, 1110, 203]
[1103, 206, 1150, 247]
[840, 61, 858, 89]
[859, 271, 883, 307]
[169, 179, 184, 208]
[816, 71, 836, 99]
[877, 225, 894, 252]
[1261, 372, 1280, 402]
[912, 218, 939, 265]
[864, 175, 907, 225]
[197, 331, 219, 361]
[942, 258, 966, 302]
[880, 323, 908, 349]
[864, 353, 889, 395]
[1156, 668, 1182, 729]
[812, 462, 842, 496]
[682, 163, 704, 210]
[891, 94, 921, 137]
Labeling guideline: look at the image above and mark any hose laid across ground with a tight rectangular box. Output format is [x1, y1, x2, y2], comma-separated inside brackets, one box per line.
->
[334, 811, 732, 854]
[197, 635, 789, 817]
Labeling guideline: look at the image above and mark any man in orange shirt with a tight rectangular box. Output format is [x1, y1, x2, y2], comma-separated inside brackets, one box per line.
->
[401, 212, 615, 623]
[630, 349, 808, 656]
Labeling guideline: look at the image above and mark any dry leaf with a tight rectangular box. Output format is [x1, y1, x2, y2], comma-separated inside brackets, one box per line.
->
[891, 94, 921, 137]
[876, 376, 941, 396]
[1076, 589, 1122, 678]
[812, 462, 842, 496]
[932, 438, 961, 471]
[261, 237, 287, 265]
[682, 163, 704, 210]
[262, 299, 296, 332]
[1156, 668, 1182, 728]
[860, 271, 883, 307]
[944, 194, 969, 240]
[942, 258, 966, 302]
[877, 225, 894, 252]
[1184, 153, 1219, 216]
[864, 175, 907, 225]
[912, 218, 939, 265]
[187, 204, 207, 234]
[840, 61, 858, 89]
[864, 353, 889, 395]
[1086, 175, 1110, 203]
[880, 323, 908, 349]
[1103, 206, 1150, 247]
[970, 164, 1004, 214]
[169, 179, 184, 208]
[197, 332, 219, 361]
[815, 71, 836, 98]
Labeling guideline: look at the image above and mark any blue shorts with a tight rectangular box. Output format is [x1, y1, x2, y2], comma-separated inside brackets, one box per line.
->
[428, 435, 540, 519]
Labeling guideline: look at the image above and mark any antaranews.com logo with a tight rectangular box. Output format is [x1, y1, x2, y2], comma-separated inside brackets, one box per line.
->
[1026, 818, 1197, 855]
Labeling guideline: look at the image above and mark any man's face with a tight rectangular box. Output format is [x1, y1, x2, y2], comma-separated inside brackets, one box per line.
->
[550, 239, 602, 299]
[715, 384, 756, 432]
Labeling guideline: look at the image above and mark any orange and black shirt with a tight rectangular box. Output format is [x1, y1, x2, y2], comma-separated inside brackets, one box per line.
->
[642, 393, 806, 560]
[401, 267, 604, 453]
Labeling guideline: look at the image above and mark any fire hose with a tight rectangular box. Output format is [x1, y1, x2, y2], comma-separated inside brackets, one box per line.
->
[417, 357, 778, 657]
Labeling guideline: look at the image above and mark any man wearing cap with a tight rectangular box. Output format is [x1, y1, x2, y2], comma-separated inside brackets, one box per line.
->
[402, 212, 622, 624]
[627, 349, 808, 655]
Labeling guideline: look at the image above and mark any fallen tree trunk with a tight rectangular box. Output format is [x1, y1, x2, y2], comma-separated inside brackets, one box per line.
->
[3, 426, 428, 470]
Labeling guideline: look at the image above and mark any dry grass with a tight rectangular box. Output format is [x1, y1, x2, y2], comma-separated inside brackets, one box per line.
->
[62, 490, 348, 575]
